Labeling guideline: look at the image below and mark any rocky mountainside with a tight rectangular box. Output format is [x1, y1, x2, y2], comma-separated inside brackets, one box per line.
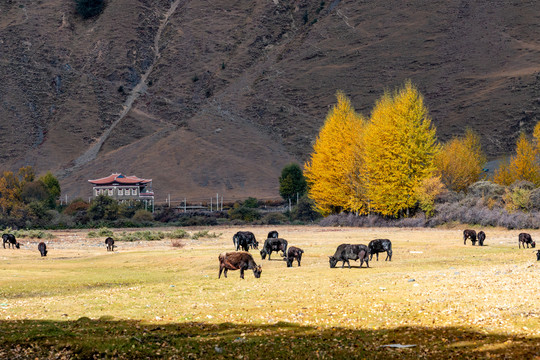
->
[1, 0, 539, 203]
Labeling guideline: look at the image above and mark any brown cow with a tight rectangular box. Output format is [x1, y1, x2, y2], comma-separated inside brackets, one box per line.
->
[463, 229, 477, 245]
[218, 252, 262, 279]
[519, 233, 536, 249]
[285, 246, 304, 267]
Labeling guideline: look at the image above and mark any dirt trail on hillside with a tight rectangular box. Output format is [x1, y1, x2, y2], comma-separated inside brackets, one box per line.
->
[63, 0, 184, 174]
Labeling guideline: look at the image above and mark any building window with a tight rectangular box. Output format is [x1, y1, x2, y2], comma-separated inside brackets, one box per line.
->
[118, 188, 123, 196]
[108, 188, 113, 196]
[132, 188, 137, 195]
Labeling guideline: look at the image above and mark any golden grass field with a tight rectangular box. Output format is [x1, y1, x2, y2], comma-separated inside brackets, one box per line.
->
[0, 226, 539, 359]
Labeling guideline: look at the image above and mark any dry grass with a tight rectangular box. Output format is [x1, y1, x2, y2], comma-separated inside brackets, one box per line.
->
[0, 226, 539, 358]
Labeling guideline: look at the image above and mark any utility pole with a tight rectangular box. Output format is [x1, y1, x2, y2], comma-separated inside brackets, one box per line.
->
[210, 198, 213, 211]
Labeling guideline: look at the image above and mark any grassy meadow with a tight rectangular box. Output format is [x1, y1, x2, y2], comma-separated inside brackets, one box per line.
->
[0, 226, 539, 359]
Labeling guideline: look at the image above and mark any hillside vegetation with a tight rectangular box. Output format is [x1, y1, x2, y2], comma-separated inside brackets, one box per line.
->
[1, 1, 540, 200]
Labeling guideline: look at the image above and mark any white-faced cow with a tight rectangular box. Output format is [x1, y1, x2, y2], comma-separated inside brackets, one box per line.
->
[463, 229, 477, 245]
[368, 239, 392, 261]
[285, 246, 304, 267]
[218, 252, 262, 279]
[38, 242, 47, 257]
[2, 234, 20, 249]
[519, 233, 536, 249]
[329, 244, 370, 269]
[105, 237, 115, 251]
[260, 238, 288, 260]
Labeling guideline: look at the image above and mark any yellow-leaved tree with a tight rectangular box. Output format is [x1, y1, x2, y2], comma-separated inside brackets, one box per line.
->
[434, 128, 486, 192]
[304, 91, 367, 215]
[362, 81, 439, 217]
[494, 132, 540, 186]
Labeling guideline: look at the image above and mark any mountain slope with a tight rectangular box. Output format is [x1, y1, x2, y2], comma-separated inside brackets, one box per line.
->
[1, 0, 540, 202]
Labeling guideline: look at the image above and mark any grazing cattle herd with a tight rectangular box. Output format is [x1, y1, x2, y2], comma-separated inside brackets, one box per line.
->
[1, 228, 539, 276]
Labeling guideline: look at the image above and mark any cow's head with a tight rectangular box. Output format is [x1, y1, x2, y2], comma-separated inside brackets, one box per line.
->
[536, 250, 540, 261]
[532, 241, 536, 248]
[260, 249, 267, 260]
[15, 242, 20, 249]
[286, 257, 293, 267]
[328, 256, 338, 268]
[253, 265, 262, 278]
[253, 240, 259, 249]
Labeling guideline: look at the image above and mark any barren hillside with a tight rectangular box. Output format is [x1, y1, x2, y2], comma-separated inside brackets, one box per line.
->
[1, 0, 539, 202]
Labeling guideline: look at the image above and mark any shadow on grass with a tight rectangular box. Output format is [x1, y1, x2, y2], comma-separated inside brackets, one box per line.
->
[0, 319, 538, 359]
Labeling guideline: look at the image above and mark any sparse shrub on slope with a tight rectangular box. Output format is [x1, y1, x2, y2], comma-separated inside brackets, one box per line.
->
[76, 0, 105, 19]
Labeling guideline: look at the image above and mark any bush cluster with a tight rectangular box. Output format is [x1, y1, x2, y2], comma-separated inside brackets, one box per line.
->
[321, 180, 540, 229]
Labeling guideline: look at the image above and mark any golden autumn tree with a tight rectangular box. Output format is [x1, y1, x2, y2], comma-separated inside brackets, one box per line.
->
[494, 132, 540, 186]
[434, 128, 486, 192]
[0, 171, 22, 215]
[362, 81, 439, 217]
[533, 121, 540, 150]
[304, 91, 367, 215]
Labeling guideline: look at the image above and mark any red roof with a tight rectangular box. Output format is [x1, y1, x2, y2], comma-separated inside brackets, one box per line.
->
[88, 173, 152, 185]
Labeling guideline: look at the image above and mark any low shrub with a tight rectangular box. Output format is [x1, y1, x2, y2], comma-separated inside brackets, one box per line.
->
[171, 239, 185, 248]
[8, 229, 54, 239]
[260, 212, 288, 225]
[191, 230, 221, 240]
[87, 227, 114, 238]
[166, 229, 190, 239]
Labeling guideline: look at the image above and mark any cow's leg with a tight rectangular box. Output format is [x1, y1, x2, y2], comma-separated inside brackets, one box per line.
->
[268, 251, 271, 260]
[240, 268, 245, 279]
[347, 260, 351, 269]
[464, 236, 467, 245]
[376, 253, 379, 261]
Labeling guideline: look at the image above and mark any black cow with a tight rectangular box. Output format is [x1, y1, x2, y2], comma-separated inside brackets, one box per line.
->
[233, 231, 258, 251]
[2, 234, 20, 249]
[519, 233, 536, 249]
[329, 244, 369, 268]
[285, 246, 304, 267]
[267, 230, 279, 239]
[105, 237, 115, 251]
[463, 229, 477, 245]
[368, 239, 392, 261]
[477, 231, 486, 246]
[38, 242, 47, 257]
[218, 252, 262, 279]
[536, 250, 540, 261]
[260, 238, 288, 260]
